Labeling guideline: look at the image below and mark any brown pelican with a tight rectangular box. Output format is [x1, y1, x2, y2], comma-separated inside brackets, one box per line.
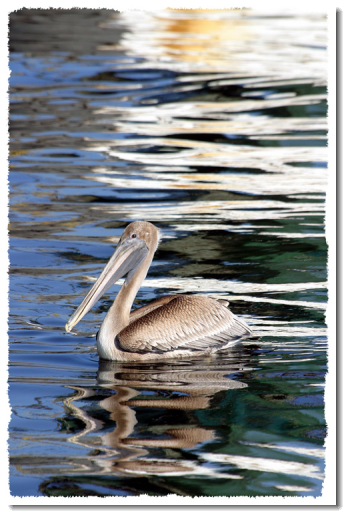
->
[65, 221, 253, 361]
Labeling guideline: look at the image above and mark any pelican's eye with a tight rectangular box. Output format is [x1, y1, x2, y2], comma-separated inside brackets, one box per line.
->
[130, 233, 137, 239]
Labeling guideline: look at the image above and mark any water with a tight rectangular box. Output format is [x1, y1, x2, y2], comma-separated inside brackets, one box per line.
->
[9, 8, 329, 500]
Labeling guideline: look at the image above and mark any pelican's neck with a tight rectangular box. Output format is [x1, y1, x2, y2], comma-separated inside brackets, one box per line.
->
[97, 250, 154, 360]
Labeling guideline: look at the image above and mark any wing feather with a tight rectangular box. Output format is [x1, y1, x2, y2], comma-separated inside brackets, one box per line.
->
[118, 295, 252, 354]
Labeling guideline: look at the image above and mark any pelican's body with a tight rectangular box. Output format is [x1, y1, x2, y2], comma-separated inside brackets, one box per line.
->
[66, 221, 254, 361]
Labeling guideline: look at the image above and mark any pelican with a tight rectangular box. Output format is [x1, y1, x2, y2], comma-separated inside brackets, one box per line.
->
[65, 221, 254, 361]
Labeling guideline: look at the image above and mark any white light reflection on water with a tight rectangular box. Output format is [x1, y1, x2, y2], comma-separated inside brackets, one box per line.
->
[202, 452, 324, 480]
[107, 9, 326, 77]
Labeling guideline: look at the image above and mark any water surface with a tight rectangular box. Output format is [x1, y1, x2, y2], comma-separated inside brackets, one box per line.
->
[9, 8, 328, 499]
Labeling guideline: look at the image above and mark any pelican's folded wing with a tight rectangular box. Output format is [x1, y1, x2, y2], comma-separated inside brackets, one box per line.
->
[118, 295, 252, 354]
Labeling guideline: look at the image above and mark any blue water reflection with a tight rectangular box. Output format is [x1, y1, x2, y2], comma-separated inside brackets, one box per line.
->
[9, 8, 328, 499]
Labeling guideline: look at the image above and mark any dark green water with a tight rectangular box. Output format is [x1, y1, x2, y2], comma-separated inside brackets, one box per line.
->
[9, 9, 328, 500]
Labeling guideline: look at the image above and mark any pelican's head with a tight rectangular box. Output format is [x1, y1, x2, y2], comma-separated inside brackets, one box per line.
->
[65, 221, 160, 332]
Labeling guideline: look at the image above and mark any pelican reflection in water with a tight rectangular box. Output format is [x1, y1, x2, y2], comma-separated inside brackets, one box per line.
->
[65, 221, 254, 361]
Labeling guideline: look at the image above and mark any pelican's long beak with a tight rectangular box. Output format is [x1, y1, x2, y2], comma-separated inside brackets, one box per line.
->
[65, 236, 148, 332]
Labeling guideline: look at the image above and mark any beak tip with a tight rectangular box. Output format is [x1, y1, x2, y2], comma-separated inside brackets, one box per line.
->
[65, 322, 72, 333]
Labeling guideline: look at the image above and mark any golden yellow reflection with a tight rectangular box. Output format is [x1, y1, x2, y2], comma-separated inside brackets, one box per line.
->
[156, 9, 252, 67]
